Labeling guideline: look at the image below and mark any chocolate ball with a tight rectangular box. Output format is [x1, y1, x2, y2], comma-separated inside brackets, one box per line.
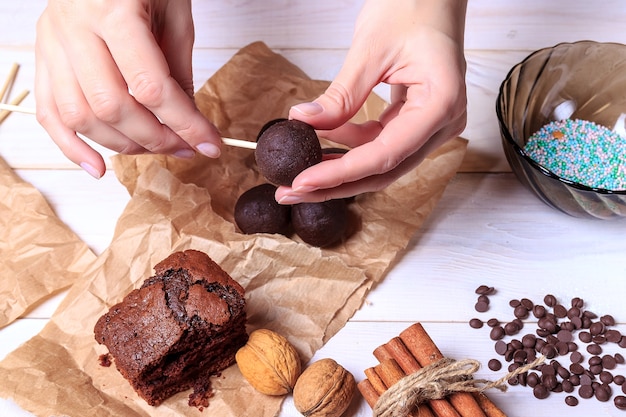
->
[255, 119, 322, 185]
[234, 183, 291, 236]
[291, 199, 348, 247]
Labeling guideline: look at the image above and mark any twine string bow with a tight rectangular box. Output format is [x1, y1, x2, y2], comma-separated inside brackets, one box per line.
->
[373, 355, 545, 417]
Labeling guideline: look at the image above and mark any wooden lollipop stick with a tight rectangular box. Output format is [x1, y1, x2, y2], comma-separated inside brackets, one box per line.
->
[0, 89, 30, 124]
[0, 63, 19, 102]
[0, 102, 257, 150]
[0, 102, 35, 114]
[221, 137, 256, 149]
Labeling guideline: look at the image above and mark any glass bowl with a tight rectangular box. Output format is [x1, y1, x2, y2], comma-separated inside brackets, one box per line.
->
[496, 41, 626, 219]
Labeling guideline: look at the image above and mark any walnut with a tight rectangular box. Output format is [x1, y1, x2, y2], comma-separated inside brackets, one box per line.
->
[293, 358, 356, 417]
[235, 328, 302, 395]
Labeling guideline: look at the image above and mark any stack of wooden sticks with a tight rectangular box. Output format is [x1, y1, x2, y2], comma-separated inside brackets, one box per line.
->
[358, 323, 507, 417]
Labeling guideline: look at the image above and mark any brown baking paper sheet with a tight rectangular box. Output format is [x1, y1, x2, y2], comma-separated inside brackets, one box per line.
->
[0, 42, 467, 417]
[0, 156, 96, 328]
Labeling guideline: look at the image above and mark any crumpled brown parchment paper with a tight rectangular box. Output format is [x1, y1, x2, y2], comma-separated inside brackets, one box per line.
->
[0, 157, 96, 328]
[0, 42, 467, 417]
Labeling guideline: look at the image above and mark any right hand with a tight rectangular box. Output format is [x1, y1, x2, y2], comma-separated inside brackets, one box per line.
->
[35, 0, 223, 178]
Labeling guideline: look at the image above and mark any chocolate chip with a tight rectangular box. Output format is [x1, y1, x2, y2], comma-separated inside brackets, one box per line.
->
[570, 351, 583, 363]
[475, 285, 495, 295]
[504, 321, 521, 336]
[509, 299, 521, 308]
[487, 318, 500, 327]
[488, 358, 502, 371]
[490, 326, 505, 341]
[522, 334, 537, 348]
[602, 354, 617, 370]
[557, 366, 571, 380]
[595, 384, 612, 402]
[616, 353, 625, 364]
[615, 395, 626, 410]
[494, 340, 508, 355]
[513, 349, 528, 364]
[579, 331, 592, 343]
[475, 300, 489, 313]
[589, 355, 602, 366]
[567, 306, 582, 319]
[606, 329, 622, 343]
[533, 384, 550, 399]
[590, 364, 603, 375]
[579, 385, 594, 399]
[571, 297, 584, 308]
[557, 329, 573, 343]
[544, 294, 557, 307]
[570, 363, 585, 375]
[615, 375, 626, 385]
[600, 314, 616, 326]
[469, 318, 484, 329]
[562, 379, 574, 393]
[590, 321, 606, 336]
[514, 305, 529, 319]
[620, 336, 626, 348]
[520, 298, 534, 310]
[587, 343, 603, 355]
[554, 304, 568, 318]
[580, 373, 593, 386]
[583, 310, 598, 319]
[533, 305, 547, 318]
[600, 371, 614, 384]
[565, 395, 579, 406]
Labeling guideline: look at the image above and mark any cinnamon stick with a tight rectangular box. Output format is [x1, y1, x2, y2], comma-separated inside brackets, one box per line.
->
[399, 323, 487, 417]
[471, 393, 507, 417]
[375, 339, 462, 417]
[357, 379, 380, 408]
[374, 359, 436, 417]
[364, 366, 388, 395]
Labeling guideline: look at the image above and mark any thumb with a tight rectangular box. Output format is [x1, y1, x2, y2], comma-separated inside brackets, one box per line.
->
[289, 51, 379, 130]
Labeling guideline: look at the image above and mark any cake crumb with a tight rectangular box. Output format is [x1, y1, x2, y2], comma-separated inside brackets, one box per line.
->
[98, 353, 112, 367]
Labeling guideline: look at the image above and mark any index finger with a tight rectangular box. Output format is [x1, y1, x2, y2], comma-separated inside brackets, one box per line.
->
[100, 9, 223, 157]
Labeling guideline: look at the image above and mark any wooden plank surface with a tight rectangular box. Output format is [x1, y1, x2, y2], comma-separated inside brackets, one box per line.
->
[2, 1, 626, 417]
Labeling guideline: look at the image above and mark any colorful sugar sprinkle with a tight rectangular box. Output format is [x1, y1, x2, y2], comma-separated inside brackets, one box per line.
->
[524, 119, 626, 190]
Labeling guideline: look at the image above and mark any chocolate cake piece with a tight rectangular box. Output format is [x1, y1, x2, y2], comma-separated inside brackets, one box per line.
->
[94, 250, 248, 406]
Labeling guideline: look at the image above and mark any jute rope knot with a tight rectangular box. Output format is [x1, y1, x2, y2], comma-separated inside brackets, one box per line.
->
[373, 355, 546, 417]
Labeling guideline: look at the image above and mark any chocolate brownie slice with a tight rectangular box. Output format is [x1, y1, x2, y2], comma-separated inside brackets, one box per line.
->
[94, 250, 247, 406]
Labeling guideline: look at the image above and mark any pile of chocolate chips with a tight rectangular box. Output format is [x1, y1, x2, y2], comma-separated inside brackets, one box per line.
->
[469, 285, 626, 410]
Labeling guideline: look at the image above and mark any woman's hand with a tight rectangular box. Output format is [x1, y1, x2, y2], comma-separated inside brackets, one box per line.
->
[35, 0, 222, 178]
[277, 0, 468, 203]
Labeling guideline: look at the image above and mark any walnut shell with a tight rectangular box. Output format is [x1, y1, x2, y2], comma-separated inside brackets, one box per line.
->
[235, 328, 302, 395]
[293, 358, 356, 417]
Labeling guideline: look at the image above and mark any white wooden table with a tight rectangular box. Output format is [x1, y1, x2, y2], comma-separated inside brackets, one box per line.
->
[2, 2, 626, 416]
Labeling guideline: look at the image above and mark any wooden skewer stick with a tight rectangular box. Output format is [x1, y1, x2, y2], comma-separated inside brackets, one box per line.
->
[221, 137, 256, 150]
[0, 102, 36, 114]
[0, 101, 257, 150]
[0, 63, 19, 102]
[0, 89, 30, 124]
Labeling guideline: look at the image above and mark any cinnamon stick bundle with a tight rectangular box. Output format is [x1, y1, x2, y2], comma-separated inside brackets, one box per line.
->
[358, 322, 507, 417]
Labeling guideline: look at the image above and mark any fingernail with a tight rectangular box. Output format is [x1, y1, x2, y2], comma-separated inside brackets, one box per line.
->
[173, 148, 196, 159]
[278, 194, 304, 205]
[197, 142, 221, 158]
[291, 102, 323, 116]
[80, 162, 102, 179]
